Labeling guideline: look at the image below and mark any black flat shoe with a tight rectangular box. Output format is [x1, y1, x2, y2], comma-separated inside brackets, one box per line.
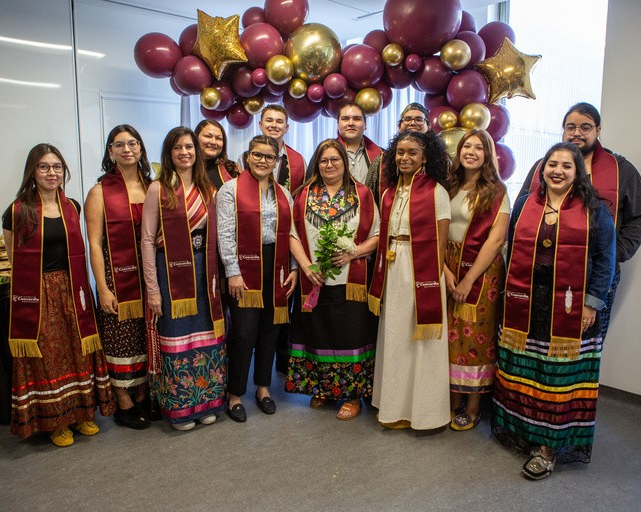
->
[114, 405, 150, 430]
[136, 396, 162, 422]
[227, 403, 247, 423]
[255, 393, 276, 415]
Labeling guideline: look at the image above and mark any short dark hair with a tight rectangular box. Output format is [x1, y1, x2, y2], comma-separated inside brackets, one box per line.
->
[261, 104, 289, 122]
[337, 102, 366, 122]
[562, 102, 601, 128]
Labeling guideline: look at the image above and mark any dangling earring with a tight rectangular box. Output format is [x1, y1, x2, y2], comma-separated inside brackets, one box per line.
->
[111, 157, 116, 163]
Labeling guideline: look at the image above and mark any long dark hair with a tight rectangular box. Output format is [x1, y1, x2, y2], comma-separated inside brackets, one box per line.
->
[158, 127, 211, 209]
[383, 131, 449, 189]
[100, 124, 152, 185]
[297, 139, 353, 197]
[449, 129, 505, 212]
[194, 119, 238, 178]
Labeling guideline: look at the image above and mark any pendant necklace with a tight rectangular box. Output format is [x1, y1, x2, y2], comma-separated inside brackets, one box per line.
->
[542, 204, 558, 248]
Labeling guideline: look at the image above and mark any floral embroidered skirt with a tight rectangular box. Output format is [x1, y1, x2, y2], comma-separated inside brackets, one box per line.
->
[11, 270, 115, 438]
[446, 241, 505, 394]
[285, 283, 377, 400]
[153, 250, 226, 425]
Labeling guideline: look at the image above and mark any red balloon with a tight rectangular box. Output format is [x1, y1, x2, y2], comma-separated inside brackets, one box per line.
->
[373, 81, 393, 109]
[134, 32, 182, 78]
[227, 102, 253, 129]
[340, 44, 384, 89]
[264, 0, 309, 35]
[428, 106, 459, 134]
[200, 105, 227, 121]
[383, 63, 414, 89]
[324, 90, 356, 118]
[414, 56, 452, 95]
[445, 70, 488, 111]
[495, 142, 515, 180]
[251, 68, 269, 88]
[266, 81, 289, 96]
[383, 0, 462, 56]
[210, 81, 235, 111]
[323, 73, 348, 98]
[242, 6, 266, 28]
[423, 93, 447, 110]
[363, 29, 390, 53]
[487, 103, 511, 141]
[283, 94, 322, 122]
[232, 66, 261, 98]
[179, 24, 198, 56]
[404, 54, 422, 73]
[455, 31, 486, 68]
[170, 76, 187, 96]
[172, 55, 212, 95]
[459, 11, 477, 33]
[478, 21, 516, 58]
[307, 84, 325, 103]
[240, 22, 284, 69]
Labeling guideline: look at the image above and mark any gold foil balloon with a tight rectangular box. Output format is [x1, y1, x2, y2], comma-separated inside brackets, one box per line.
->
[200, 87, 221, 110]
[382, 43, 404, 67]
[439, 127, 468, 160]
[243, 95, 264, 115]
[440, 39, 472, 70]
[355, 87, 383, 115]
[459, 103, 491, 130]
[476, 38, 541, 103]
[438, 110, 458, 130]
[288, 78, 308, 99]
[265, 54, 294, 85]
[283, 23, 342, 83]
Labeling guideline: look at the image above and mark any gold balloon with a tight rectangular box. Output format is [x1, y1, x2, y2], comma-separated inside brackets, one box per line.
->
[438, 110, 458, 130]
[288, 78, 308, 99]
[476, 38, 541, 103]
[382, 43, 404, 67]
[440, 39, 472, 70]
[439, 128, 468, 160]
[459, 103, 491, 130]
[200, 87, 221, 110]
[192, 10, 248, 80]
[265, 55, 294, 85]
[244, 96, 264, 115]
[283, 23, 342, 83]
[355, 87, 382, 115]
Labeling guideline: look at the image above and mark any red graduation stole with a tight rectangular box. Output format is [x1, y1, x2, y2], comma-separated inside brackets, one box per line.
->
[368, 173, 443, 340]
[528, 141, 619, 223]
[101, 169, 145, 321]
[284, 144, 305, 193]
[378, 155, 390, 204]
[502, 191, 588, 357]
[214, 162, 234, 184]
[234, 170, 292, 324]
[158, 179, 224, 337]
[453, 189, 506, 322]
[9, 190, 101, 358]
[337, 134, 382, 167]
[293, 180, 375, 311]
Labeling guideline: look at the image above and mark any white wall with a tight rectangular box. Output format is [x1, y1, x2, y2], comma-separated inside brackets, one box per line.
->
[599, 0, 641, 395]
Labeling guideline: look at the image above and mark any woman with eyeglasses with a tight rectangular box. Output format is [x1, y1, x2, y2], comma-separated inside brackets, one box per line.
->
[85, 125, 153, 430]
[194, 119, 240, 190]
[216, 135, 297, 422]
[2, 144, 115, 446]
[285, 139, 380, 420]
[140, 127, 226, 431]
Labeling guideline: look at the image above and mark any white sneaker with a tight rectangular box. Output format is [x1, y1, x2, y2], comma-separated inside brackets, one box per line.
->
[171, 421, 196, 431]
[198, 414, 217, 425]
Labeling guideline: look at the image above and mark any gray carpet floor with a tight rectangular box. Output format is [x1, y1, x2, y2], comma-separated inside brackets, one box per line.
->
[1, 373, 640, 512]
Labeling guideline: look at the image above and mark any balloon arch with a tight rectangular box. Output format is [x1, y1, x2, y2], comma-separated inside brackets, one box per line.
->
[134, 0, 540, 180]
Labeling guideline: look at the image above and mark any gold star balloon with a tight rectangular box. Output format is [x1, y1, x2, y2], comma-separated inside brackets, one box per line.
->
[476, 38, 541, 104]
[192, 10, 247, 80]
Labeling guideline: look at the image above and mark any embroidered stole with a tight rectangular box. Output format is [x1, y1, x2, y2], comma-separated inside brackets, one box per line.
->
[453, 189, 506, 322]
[368, 173, 443, 340]
[9, 190, 101, 357]
[502, 192, 588, 357]
[234, 170, 292, 324]
[101, 169, 145, 321]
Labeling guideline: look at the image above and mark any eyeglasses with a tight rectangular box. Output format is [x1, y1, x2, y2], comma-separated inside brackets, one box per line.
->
[401, 116, 427, 125]
[318, 156, 342, 167]
[250, 151, 277, 164]
[110, 140, 140, 151]
[36, 163, 64, 174]
[563, 123, 596, 135]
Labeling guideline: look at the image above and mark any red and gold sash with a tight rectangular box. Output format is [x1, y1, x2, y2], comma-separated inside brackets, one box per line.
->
[235, 170, 292, 324]
[502, 191, 588, 357]
[284, 145, 305, 193]
[294, 181, 375, 310]
[158, 179, 224, 336]
[378, 155, 390, 205]
[337, 134, 382, 167]
[215, 162, 234, 184]
[453, 189, 506, 322]
[101, 169, 145, 321]
[9, 190, 101, 358]
[368, 173, 443, 340]
[529, 141, 619, 223]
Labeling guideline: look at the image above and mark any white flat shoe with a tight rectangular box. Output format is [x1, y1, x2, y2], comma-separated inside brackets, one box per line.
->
[171, 421, 196, 431]
[198, 414, 217, 425]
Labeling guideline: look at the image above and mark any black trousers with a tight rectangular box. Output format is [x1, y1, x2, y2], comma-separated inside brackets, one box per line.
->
[227, 244, 281, 397]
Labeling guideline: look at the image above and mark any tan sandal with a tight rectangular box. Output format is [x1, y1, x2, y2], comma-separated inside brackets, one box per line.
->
[336, 400, 361, 421]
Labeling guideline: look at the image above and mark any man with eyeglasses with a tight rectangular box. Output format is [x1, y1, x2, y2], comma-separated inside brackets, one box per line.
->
[238, 104, 306, 194]
[365, 102, 431, 204]
[518, 102, 641, 339]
